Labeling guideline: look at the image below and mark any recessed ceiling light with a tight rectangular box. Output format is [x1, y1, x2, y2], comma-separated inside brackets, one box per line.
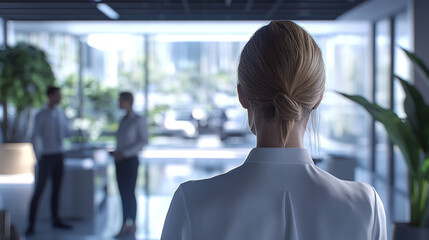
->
[96, 3, 120, 20]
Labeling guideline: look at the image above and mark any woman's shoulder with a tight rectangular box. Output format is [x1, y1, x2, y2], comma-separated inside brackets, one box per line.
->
[179, 165, 246, 197]
[317, 166, 377, 199]
[342, 180, 378, 205]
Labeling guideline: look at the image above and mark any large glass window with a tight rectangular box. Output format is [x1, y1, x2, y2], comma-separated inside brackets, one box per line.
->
[393, 11, 411, 192]
[374, 19, 392, 179]
[148, 37, 246, 138]
[81, 34, 146, 147]
[315, 33, 372, 169]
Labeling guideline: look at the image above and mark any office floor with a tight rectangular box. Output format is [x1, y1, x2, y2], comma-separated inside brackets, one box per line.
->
[21, 193, 171, 240]
[1, 165, 220, 240]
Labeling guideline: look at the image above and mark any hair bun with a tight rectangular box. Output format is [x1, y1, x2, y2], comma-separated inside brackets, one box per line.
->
[273, 92, 302, 121]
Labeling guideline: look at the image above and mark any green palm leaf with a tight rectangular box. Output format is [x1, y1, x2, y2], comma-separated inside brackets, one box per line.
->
[338, 48, 429, 227]
[396, 76, 429, 153]
[337, 92, 421, 174]
[402, 47, 429, 81]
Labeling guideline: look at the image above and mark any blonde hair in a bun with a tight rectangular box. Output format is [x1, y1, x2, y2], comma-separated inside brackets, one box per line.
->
[238, 20, 325, 143]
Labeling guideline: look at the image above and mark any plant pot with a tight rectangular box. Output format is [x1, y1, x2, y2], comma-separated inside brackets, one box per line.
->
[0, 143, 36, 174]
[393, 223, 429, 240]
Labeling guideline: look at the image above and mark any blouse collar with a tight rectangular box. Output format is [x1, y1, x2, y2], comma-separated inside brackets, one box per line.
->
[245, 148, 314, 165]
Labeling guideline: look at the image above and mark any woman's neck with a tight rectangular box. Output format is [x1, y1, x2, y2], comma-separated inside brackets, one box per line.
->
[255, 119, 306, 148]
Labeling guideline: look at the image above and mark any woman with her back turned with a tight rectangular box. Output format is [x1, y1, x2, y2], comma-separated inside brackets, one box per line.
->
[161, 21, 387, 240]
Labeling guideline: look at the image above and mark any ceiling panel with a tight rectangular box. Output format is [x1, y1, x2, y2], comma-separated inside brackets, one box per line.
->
[0, 0, 368, 21]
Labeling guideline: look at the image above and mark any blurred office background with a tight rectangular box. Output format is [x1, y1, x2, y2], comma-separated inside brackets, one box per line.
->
[0, 0, 428, 239]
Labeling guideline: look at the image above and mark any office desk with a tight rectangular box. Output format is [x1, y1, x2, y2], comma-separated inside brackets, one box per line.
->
[38, 156, 108, 220]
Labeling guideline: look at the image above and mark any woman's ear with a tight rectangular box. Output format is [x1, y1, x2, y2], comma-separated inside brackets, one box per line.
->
[237, 85, 250, 109]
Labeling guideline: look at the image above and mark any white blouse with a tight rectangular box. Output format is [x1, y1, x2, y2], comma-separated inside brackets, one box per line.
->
[161, 148, 387, 240]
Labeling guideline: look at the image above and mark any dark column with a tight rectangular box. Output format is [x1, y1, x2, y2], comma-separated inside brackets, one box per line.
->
[411, 0, 429, 103]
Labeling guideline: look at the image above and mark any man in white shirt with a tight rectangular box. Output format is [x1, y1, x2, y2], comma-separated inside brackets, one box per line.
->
[26, 86, 72, 235]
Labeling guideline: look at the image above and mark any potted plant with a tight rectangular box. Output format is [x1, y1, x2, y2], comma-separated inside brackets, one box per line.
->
[0, 42, 56, 142]
[0, 42, 55, 174]
[339, 48, 429, 239]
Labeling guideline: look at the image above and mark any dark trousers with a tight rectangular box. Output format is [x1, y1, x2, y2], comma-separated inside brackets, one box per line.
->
[28, 153, 64, 228]
[115, 156, 139, 223]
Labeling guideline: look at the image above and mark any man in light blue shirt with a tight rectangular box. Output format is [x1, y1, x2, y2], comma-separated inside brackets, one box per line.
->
[26, 86, 72, 235]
